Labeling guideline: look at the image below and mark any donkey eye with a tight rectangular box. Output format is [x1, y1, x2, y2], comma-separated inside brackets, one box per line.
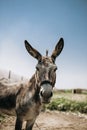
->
[54, 67, 57, 72]
[39, 60, 43, 65]
[36, 66, 39, 71]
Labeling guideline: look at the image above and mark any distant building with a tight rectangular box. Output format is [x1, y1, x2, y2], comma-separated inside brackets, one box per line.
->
[72, 89, 82, 94]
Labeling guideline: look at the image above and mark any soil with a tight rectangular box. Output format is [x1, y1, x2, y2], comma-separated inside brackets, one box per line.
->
[0, 110, 87, 130]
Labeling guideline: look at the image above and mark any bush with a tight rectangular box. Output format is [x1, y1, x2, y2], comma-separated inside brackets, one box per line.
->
[0, 114, 5, 122]
[47, 98, 87, 114]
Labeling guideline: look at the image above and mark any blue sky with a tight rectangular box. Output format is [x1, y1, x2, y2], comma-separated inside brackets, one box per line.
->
[0, 0, 87, 89]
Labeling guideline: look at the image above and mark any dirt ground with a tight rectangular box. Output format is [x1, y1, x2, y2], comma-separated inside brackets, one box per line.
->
[0, 110, 87, 130]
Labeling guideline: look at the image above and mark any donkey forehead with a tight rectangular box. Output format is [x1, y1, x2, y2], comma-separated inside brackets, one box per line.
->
[42, 56, 53, 64]
[38, 56, 56, 68]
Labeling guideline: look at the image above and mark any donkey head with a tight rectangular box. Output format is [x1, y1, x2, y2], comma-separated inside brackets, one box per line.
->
[25, 38, 64, 103]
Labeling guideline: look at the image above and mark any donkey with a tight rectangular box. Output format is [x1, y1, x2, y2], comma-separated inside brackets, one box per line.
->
[0, 38, 64, 130]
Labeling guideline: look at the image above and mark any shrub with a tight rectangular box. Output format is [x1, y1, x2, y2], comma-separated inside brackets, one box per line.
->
[47, 98, 87, 114]
[0, 114, 5, 122]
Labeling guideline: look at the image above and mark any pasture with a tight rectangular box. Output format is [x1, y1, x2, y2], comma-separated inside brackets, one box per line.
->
[0, 91, 87, 130]
[47, 91, 87, 113]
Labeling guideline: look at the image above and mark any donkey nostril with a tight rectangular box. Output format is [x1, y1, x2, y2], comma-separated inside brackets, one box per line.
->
[40, 90, 43, 97]
[50, 92, 53, 97]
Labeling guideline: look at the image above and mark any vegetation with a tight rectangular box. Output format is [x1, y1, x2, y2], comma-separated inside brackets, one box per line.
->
[0, 114, 5, 122]
[46, 91, 87, 113]
[46, 94, 87, 114]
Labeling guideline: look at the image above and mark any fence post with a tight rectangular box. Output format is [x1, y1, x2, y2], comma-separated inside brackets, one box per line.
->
[21, 76, 23, 81]
[8, 70, 11, 79]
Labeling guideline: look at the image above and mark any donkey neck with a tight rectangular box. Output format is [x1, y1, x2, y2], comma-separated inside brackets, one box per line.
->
[28, 74, 36, 90]
[27, 74, 40, 103]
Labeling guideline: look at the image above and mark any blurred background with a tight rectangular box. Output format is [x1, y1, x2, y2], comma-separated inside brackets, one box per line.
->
[0, 0, 87, 89]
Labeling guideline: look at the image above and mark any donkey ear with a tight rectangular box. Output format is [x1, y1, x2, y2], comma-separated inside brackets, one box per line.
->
[51, 38, 64, 62]
[24, 40, 42, 61]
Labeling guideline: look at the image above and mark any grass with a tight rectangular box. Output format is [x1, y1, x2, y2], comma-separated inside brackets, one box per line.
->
[53, 91, 87, 102]
[46, 92, 87, 114]
[47, 98, 87, 113]
[0, 114, 6, 122]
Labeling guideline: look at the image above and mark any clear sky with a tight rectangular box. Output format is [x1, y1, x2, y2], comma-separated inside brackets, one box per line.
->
[0, 0, 87, 89]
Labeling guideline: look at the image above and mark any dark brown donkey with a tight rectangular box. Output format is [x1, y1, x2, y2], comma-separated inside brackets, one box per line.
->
[0, 38, 64, 130]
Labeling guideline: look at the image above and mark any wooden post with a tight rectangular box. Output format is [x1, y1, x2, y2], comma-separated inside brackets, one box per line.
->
[8, 70, 11, 79]
[21, 76, 23, 81]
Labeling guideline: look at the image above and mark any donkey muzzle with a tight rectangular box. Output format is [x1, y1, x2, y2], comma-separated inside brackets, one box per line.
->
[40, 81, 53, 103]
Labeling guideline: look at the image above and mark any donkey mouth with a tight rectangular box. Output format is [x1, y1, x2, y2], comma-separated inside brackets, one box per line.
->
[40, 92, 52, 104]
[41, 98, 51, 104]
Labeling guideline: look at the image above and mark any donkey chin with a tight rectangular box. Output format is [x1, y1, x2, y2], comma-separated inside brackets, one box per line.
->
[40, 81, 53, 104]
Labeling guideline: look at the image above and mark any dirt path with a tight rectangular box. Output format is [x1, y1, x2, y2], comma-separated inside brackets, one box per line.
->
[0, 110, 87, 130]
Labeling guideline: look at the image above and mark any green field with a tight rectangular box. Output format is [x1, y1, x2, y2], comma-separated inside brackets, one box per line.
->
[46, 91, 87, 114]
